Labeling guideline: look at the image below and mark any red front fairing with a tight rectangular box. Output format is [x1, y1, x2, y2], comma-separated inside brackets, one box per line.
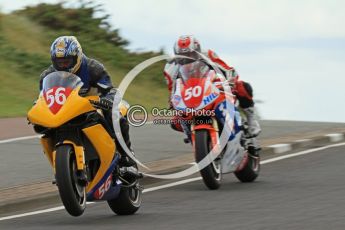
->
[43, 86, 73, 114]
[181, 77, 207, 108]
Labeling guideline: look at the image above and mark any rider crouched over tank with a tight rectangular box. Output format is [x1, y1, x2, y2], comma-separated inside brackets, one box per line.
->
[163, 35, 261, 152]
[39, 36, 136, 169]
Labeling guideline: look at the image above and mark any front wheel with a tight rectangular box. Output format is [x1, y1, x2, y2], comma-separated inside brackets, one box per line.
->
[55, 145, 86, 217]
[195, 130, 221, 190]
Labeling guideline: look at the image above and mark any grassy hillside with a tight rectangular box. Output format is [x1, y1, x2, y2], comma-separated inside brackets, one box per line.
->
[0, 3, 168, 117]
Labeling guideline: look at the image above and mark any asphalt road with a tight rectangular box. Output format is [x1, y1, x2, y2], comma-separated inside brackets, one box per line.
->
[1, 120, 344, 188]
[1, 144, 345, 229]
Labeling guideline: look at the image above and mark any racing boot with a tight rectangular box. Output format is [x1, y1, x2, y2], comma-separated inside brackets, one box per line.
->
[181, 120, 192, 144]
[170, 116, 191, 144]
[243, 107, 261, 137]
[117, 117, 143, 182]
[117, 117, 136, 167]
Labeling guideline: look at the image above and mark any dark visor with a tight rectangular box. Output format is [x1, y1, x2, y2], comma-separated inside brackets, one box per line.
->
[175, 51, 199, 65]
[54, 57, 75, 70]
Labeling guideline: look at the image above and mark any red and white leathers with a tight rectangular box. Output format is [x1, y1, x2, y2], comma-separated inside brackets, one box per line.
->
[164, 49, 261, 137]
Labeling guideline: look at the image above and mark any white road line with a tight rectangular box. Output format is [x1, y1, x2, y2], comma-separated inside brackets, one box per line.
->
[0, 121, 152, 144]
[0, 124, 158, 144]
[143, 177, 202, 193]
[0, 135, 41, 144]
[267, 143, 292, 154]
[294, 139, 312, 143]
[0, 177, 202, 221]
[1, 142, 345, 221]
[325, 133, 344, 142]
[261, 142, 345, 164]
[0, 202, 96, 221]
[0, 206, 65, 221]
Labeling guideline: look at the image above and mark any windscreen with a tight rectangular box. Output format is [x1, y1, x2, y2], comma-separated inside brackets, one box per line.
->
[178, 60, 211, 81]
[41, 71, 83, 114]
[42, 71, 83, 92]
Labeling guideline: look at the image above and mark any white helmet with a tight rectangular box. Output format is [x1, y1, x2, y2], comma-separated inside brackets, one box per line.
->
[173, 35, 201, 64]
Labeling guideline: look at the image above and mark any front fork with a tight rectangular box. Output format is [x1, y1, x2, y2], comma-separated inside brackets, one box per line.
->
[40, 137, 87, 185]
[191, 117, 221, 158]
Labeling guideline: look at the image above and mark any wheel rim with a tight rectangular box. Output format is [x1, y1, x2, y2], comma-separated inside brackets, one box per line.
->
[250, 155, 260, 172]
[211, 160, 221, 180]
[209, 143, 221, 180]
[128, 184, 141, 204]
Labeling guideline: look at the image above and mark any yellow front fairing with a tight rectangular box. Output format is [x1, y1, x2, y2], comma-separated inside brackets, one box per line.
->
[40, 137, 54, 168]
[27, 87, 96, 128]
[82, 124, 116, 192]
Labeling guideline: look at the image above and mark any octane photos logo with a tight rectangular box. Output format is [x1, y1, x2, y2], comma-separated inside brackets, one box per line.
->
[126, 106, 216, 127]
[151, 107, 215, 117]
[126, 105, 148, 127]
[111, 53, 235, 179]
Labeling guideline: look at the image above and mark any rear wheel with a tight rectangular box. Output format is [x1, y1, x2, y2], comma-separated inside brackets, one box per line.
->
[55, 145, 86, 216]
[195, 130, 221, 190]
[107, 181, 142, 215]
[234, 148, 260, 182]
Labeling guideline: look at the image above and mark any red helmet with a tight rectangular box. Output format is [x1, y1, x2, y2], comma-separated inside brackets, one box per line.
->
[174, 35, 201, 64]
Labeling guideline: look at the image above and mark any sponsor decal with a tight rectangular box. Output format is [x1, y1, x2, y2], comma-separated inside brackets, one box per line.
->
[94, 174, 112, 199]
[203, 92, 218, 105]
[173, 95, 181, 106]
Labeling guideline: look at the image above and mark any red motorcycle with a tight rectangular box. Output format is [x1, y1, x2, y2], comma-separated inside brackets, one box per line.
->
[171, 60, 260, 189]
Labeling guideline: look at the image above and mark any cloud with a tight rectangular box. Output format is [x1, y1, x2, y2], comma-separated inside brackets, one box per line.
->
[4, 1, 345, 46]
[98, 0, 345, 121]
[104, 0, 345, 44]
[3, 0, 345, 121]
[225, 46, 345, 122]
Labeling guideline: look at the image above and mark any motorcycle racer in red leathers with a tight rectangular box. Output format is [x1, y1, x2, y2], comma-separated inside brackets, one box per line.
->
[164, 35, 261, 138]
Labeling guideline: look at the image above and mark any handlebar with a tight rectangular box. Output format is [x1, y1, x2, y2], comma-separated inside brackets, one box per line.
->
[89, 100, 108, 110]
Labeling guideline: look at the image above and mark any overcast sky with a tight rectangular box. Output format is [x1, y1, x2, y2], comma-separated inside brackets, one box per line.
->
[2, 0, 345, 122]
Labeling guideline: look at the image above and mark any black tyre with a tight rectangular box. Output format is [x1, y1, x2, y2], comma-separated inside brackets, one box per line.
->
[107, 182, 142, 215]
[234, 152, 260, 182]
[55, 145, 86, 216]
[195, 130, 221, 190]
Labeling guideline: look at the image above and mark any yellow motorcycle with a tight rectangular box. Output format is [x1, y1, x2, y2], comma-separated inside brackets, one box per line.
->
[27, 71, 142, 217]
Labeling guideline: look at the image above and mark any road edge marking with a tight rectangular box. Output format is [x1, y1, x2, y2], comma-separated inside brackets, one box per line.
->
[2, 142, 345, 221]
[0, 177, 202, 221]
[261, 142, 345, 164]
[325, 133, 344, 142]
[0, 135, 41, 144]
[143, 177, 202, 193]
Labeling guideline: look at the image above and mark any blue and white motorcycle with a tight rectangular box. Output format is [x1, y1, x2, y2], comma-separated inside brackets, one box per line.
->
[171, 60, 260, 189]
